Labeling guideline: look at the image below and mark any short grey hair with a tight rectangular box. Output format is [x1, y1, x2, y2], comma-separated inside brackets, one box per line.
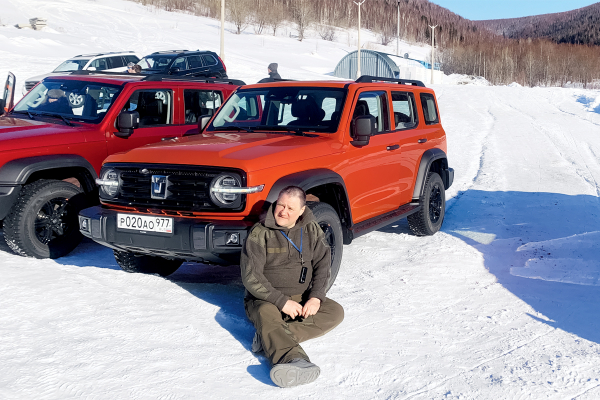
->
[278, 186, 306, 207]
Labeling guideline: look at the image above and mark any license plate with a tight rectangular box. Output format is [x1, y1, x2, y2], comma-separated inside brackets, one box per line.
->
[117, 213, 173, 234]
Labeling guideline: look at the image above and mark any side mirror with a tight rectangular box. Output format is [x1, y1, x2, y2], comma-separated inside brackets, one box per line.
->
[198, 114, 212, 133]
[87, 67, 97, 71]
[115, 111, 139, 138]
[169, 67, 180, 75]
[0, 99, 5, 116]
[350, 115, 376, 147]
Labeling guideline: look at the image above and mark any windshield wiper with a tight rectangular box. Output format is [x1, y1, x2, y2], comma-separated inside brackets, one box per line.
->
[255, 125, 318, 137]
[28, 111, 74, 126]
[215, 126, 255, 133]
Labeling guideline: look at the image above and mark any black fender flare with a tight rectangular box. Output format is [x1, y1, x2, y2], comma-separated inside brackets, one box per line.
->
[265, 169, 353, 239]
[0, 154, 98, 186]
[412, 148, 452, 200]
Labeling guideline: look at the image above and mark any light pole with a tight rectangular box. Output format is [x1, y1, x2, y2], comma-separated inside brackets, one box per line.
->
[396, 1, 400, 56]
[429, 25, 437, 84]
[220, 0, 225, 61]
[354, 0, 366, 78]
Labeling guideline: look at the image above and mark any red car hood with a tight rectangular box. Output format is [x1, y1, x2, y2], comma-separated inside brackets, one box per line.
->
[105, 131, 342, 172]
[0, 115, 89, 152]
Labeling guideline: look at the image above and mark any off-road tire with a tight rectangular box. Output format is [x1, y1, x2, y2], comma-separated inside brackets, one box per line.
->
[114, 250, 183, 277]
[307, 201, 343, 292]
[407, 172, 445, 236]
[3, 179, 86, 259]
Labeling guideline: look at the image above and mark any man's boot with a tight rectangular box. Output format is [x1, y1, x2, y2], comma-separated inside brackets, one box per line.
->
[270, 358, 320, 388]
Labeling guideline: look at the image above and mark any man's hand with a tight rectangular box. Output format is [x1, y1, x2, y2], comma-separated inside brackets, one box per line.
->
[282, 300, 303, 319]
[301, 298, 321, 318]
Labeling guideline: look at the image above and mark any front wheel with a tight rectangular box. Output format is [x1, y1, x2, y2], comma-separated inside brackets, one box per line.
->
[407, 172, 446, 236]
[307, 202, 343, 292]
[3, 179, 86, 258]
[114, 250, 183, 277]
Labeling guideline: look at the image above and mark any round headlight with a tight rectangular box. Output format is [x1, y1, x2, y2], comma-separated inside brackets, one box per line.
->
[211, 174, 241, 205]
[99, 168, 119, 197]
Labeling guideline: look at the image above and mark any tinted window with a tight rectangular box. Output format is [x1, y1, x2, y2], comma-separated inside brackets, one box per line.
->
[107, 56, 125, 69]
[420, 93, 439, 125]
[124, 55, 140, 64]
[201, 55, 218, 67]
[13, 79, 122, 124]
[138, 55, 175, 70]
[172, 57, 187, 71]
[123, 89, 173, 126]
[184, 89, 223, 124]
[391, 92, 418, 130]
[186, 55, 203, 69]
[89, 58, 108, 71]
[353, 91, 390, 134]
[209, 87, 346, 133]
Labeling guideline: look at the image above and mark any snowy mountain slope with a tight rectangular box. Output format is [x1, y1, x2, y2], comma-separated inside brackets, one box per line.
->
[1, 0, 600, 399]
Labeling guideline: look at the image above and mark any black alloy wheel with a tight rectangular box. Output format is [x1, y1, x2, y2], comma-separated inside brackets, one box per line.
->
[407, 172, 446, 236]
[307, 201, 343, 292]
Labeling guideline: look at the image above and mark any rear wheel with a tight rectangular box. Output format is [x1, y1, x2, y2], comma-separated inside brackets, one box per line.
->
[3, 179, 86, 258]
[114, 250, 183, 277]
[407, 172, 445, 236]
[307, 201, 343, 292]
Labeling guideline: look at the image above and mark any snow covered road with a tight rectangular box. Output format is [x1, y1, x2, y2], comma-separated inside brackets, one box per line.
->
[1, 0, 600, 398]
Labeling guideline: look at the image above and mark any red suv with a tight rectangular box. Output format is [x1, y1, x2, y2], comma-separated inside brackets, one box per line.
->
[0, 71, 241, 258]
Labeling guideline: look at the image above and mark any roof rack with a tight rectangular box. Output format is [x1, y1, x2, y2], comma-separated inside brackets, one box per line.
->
[355, 75, 425, 87]
[142, 75, 246, 86]
[73, 51, 136, 58]
[150, 50, 189, 55]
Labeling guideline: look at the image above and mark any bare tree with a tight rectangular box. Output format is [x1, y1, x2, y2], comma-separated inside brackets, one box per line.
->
[292, 0, 315, 41]
[317, 24, 336, 41]
[227, 0, 252, 34]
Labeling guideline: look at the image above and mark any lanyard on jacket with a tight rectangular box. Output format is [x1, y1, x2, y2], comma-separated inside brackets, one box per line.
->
[280, 228, 308, 284]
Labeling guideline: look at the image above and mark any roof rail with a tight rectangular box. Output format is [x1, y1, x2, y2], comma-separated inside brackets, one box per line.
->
[150, 50, 189, 54]
[68, 70, 245, 85]
[355, 75, 425, 87]
[73, 51, 136, 58]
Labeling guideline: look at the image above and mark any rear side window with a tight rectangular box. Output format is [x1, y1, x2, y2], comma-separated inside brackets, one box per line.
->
[123, 89, 173, 126]
[391, 91, 418, 130]
[420, 93, 439, 125]
[183, 89, 223, 124]
[201, 55, 218, 67]
[107, 56, 125, 69]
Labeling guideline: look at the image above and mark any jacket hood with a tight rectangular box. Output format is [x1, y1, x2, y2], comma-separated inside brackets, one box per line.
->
[263, 202, 316, 231]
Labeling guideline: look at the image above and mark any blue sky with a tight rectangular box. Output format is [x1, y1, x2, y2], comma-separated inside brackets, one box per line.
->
[429, 0, 599, 20]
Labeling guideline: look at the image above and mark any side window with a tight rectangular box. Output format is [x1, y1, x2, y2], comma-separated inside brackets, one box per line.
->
[124, 89, 173, 127]
[391, 91, 418, 130]
[352, 91, 390, 134]
[107, 56, 125, 69]
[201, 55, 218, 67]
[420, 93, 439, 125]
[89, 58, 108, 71]
[186, 56, 203, 69]
[124, 55, 140, 64]
[183, 89, 223, 124]
[172, 57, 187, 71]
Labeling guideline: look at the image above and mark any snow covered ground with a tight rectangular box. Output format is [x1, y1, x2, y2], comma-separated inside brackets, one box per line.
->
[1, 1, 600, 399]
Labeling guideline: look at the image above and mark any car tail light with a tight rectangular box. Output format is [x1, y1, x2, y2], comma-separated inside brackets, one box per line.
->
[218, 56, 227, 72]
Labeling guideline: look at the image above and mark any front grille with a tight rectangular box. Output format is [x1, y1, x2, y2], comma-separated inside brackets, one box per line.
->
[25, 82, 37, 91]
[103, 164, 246, 212]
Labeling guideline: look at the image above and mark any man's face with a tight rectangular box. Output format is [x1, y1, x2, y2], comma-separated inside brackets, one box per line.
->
[274, 193, 305, 229]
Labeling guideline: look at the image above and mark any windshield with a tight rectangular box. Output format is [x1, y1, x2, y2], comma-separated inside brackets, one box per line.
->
[53, 59, 89, 72]
[13, 79, 122, 124]
[207, 87, 347, 134]
[137, 55, 175, 70]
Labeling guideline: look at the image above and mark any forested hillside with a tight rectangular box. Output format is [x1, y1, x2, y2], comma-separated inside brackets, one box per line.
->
[476, 2, 600, 46]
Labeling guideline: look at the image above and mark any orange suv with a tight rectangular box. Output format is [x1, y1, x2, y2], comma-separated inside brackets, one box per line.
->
[79, 76, 453, 286]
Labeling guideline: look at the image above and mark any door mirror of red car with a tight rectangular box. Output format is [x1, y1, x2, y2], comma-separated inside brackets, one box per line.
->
[115, 111, 139, 138]
[169, 67, 180, 75]
[198, 114, 212, 133]
[350, 115, 376, 147]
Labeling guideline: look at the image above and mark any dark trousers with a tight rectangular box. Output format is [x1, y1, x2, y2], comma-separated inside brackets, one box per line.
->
[244, 294, 344, 365]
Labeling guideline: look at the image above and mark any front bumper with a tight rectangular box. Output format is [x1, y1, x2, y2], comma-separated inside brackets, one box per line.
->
[78, 206, 252, 264]
[0, 185, 21, 220]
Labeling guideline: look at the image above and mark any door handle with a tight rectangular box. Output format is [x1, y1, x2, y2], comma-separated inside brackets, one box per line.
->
[386, 144, 400, 151]
[418, 138, 427, 143]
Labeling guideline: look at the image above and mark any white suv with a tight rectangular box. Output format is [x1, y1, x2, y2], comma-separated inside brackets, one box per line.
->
[23, 51, 140, 94]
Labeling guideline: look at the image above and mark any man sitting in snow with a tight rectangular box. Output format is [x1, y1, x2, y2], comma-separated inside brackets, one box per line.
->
[241, 186, 344, 388]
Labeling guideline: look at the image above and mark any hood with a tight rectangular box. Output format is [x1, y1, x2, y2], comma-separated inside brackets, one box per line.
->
[263, 202, 316, 231]
[0, 115, 90, 152]
[24, 72, 57, 84]
[104, 131, 342, 172]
